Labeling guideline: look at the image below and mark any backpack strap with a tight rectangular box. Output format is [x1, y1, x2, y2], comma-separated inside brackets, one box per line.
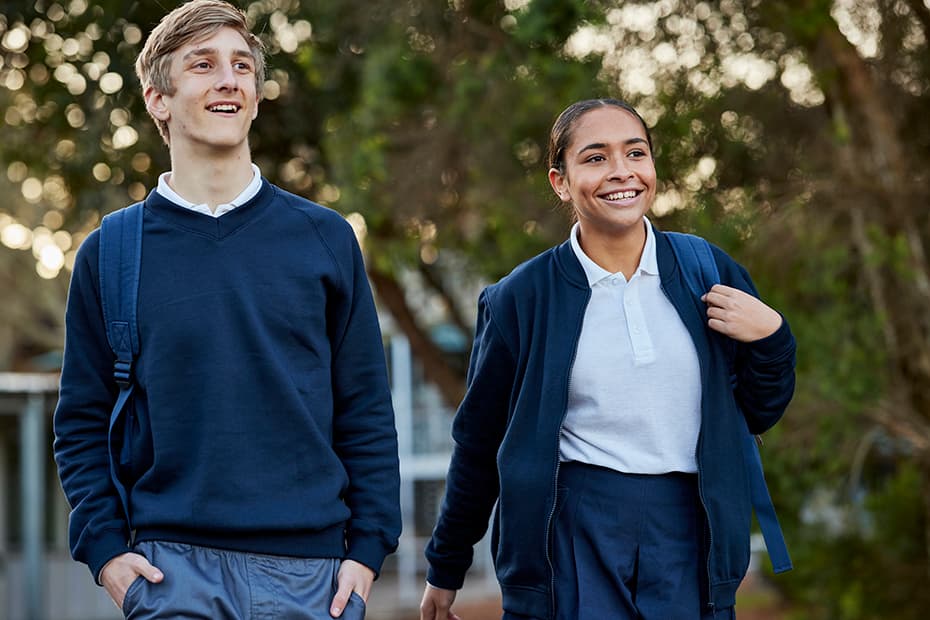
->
[666, 231, 719, 299]
[743, 431, 792, 572]
[99, 202, 143, 525]
[666, 231, 792, 573]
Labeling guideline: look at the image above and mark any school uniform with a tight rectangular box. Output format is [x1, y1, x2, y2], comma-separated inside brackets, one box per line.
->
[426, 221, 795, 619]
[55, 170, 401, 618]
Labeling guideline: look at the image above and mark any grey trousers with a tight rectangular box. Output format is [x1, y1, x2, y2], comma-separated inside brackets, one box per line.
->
[121, 541, 366, 620]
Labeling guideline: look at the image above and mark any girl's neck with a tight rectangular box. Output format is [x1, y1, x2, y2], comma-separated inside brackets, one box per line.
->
[576, 219, 647, 279]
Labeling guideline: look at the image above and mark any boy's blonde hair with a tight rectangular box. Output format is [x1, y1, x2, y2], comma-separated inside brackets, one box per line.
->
[135, 0, 266, 144]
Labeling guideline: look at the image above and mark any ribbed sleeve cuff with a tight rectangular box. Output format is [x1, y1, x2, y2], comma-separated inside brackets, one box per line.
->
[746, 313, 795, 362]
[86, 529, 132, 585]
[345, 533, 397, 579]
[426, 565, 467, 591]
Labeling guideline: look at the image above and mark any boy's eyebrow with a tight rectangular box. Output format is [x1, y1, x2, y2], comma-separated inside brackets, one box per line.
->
[577, 137, 648, 155]
[182, 47, 255, 61]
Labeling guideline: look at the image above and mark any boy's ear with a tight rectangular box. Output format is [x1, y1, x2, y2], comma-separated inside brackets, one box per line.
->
[144, 86, 170, 121]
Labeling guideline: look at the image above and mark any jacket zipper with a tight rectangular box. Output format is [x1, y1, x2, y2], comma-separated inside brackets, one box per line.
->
[695, 420, 715, 611]
[661, 281, 716, 612]
[545, 290, 589, 619]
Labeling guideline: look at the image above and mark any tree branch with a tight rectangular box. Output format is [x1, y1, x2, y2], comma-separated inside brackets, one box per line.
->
[417, 262, 472, 338]
[368, 266, 466, 407]
[807, 16, 930, 393]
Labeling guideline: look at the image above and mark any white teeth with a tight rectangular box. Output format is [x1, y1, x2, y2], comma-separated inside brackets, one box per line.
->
[604, 190, 638, 201]
[209, 104, 238, 113]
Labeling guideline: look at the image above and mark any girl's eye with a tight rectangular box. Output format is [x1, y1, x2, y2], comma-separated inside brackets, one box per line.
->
[193, 61, 211, 70]
[585, 154, 606, 163]
[629, 149, 647, 158]
[235, 62, 254, 72]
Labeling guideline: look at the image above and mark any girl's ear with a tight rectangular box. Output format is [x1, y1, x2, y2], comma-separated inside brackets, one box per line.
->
[548, 168, 570, 202]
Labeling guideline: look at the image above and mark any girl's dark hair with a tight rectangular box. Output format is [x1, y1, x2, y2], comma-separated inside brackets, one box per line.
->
[546, 99, 653, 173]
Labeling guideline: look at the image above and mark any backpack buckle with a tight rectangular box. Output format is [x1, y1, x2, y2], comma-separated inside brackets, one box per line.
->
[114, 359, 132, 388]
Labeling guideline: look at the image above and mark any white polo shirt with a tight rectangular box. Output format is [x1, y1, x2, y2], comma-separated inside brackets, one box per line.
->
[156, 164, 263, 217]
[559, 220, 702, 474]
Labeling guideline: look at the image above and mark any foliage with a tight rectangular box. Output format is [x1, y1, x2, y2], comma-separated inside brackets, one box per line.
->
[778, 463, 929, 620]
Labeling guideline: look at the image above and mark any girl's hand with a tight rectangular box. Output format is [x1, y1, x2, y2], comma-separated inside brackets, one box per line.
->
[702, 284, 783, 342]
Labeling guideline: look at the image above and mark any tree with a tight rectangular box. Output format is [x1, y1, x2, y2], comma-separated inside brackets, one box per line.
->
[317, 0, 605, 402]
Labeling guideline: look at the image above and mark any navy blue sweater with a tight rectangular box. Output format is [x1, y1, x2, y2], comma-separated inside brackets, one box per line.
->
[425, 226, 796, 617]
[54, 181, 401, 581]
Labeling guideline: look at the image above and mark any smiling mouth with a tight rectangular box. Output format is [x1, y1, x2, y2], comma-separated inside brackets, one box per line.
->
[602, 189, 641, 201]
[207, 104, 240, 113]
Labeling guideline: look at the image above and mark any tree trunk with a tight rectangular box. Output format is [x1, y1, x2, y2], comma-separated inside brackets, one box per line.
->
[798, 4, 930, 576]
[813, 17, 930, 418]
[923, 460, 930, 579]
[368, 266, 466, 408]
[417, 263, 472, 338]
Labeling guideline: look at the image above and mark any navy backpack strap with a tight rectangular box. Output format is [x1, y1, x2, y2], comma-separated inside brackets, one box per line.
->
[743, 432, 792, 572]
[666, 231, 792, 573]
[666, 231, 719, 298]
[99, 202, 143, 525]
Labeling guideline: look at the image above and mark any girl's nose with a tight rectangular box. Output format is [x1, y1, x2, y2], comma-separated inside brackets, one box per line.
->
[608, 159, 633, 181]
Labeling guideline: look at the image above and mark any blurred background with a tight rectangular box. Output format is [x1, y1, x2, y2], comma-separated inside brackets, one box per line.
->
[1, 0, 929, 618]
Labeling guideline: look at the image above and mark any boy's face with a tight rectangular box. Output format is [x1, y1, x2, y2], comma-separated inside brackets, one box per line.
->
[145, 26, 259, 155]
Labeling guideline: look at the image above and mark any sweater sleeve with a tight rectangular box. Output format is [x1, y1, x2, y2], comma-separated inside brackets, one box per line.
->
[53, 231, 132, 583]
[425, 288, 515, 590]
[326, 221, 401, 576]
[717, 251, 797, 434]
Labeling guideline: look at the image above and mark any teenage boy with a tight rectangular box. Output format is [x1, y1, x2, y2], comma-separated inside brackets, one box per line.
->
[53, 1, 401, 617]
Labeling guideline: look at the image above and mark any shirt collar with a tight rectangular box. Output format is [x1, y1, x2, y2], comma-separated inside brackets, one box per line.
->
[569, 217, 659, 287]
[156, 163, 262, 217]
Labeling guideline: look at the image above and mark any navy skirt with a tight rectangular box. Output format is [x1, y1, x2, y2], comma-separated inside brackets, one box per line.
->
[538, 461, 735, 620]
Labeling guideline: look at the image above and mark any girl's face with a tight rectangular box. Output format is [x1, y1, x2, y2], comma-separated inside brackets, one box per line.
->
[548, 106, 656, 240]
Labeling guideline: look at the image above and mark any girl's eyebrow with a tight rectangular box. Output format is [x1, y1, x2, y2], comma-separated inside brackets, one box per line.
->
[576, 137, 648, 155]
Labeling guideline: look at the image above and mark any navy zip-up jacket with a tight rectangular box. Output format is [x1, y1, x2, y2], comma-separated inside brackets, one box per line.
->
[425, 225, 796, 617]
[54, 181, 401, 582]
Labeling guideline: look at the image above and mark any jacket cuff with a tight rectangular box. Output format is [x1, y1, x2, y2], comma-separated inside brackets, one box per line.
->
[426, 565, 467, 591]
[87, 530, 133, 585]
[746, 313, 795, 362]
[345, 533, 396, 579]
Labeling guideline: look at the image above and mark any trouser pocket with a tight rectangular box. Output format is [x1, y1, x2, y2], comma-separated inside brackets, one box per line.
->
[124, 540, 353, 619]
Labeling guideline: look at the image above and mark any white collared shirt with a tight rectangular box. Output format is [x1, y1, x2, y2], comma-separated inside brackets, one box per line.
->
[156, 164, 263, 217]
[559, 219, 702, 474]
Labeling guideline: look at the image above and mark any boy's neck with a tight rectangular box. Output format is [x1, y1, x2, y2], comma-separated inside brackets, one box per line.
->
[166, 144, 255, 211]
